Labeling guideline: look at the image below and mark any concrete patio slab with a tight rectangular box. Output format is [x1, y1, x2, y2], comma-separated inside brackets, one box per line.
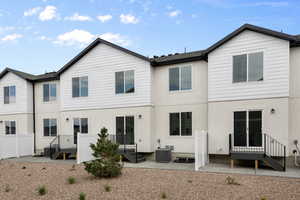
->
[4, 156, 300, 178]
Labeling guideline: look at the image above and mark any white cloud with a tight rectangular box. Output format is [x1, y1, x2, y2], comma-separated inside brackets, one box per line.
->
[39, 6, 57, 21]
[99, 32, 130, 46]
[1, 34, 23, 42]
[168, 10, 181, 17]
[54, 29, 96, 46]
[54, 29, 131, 47]
[64, 13, 92, 21]
[24, 7, 41, 16]
[97, 15, 112, 23]
[120, 14, 139, 24]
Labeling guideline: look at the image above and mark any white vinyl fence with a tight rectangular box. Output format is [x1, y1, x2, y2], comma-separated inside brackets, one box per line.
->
[194, 130, 209, 171]
[77, 133, 98, 164]
[0, 134, 34, 159]
[77, 133, 118, 164]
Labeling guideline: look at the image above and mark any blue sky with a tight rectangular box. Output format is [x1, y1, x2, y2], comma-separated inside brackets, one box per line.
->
[0, 0, 299, 75]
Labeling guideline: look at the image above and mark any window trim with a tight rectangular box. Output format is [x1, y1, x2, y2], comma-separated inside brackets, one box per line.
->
[43, 83, 57, 102]
[5, 121, 16, 135]
[169, 112, 193, 137]
[73, 118, 88, 134]
[43, 118, 57, 137]
[4, 85, 16, 104]
[232, 109, 264, 148]
[115, 115, 135, 144]
[169, 65, 192, 92]
[72, 76, 88, 98]
[115, 70, 135, 94]
[232, 52, 264, 83]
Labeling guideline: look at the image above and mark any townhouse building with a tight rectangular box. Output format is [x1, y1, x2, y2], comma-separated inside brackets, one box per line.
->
[1, 24, 300, 170]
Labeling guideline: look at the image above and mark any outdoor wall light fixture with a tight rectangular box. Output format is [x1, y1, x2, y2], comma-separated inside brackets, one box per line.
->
[138, 114, 142, 119]
[0, 120, 2, 123]
[270, 108, 276, 114]
[66, 117, 69, 121]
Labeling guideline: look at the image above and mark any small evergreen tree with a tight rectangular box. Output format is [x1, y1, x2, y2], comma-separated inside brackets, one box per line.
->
[84, 127, 122, 178]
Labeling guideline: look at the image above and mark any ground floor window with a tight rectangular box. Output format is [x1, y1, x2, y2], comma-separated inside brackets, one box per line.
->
[233, 110, 262, 147]
[169, 112, 192, 136]
[73, 118, 88, 144]
[5, 121, 16, 135]
[43, 119, 57, 137]
[116, 116, 134, 145]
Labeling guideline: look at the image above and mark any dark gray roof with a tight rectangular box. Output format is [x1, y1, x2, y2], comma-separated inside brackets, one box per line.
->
[151, 50, 206, 66]
[205, 24, 299, 54]
[0, 68, 36, 81]
[0, 68, 58, 82]
[151, 24, 300, 66]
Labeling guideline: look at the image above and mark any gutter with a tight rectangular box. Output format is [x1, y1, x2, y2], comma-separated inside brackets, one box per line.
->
[32, 82, 36, 154]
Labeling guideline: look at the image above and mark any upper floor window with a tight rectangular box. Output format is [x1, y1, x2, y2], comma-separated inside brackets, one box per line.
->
[233, 52, 263, 83]
[4, 86, 16, 104]
[43, 119, 57, 137]
[72, 76, 88, 97]
[169, 112, 192, 136]
[5, 121, 16, 135]
[169, 66, 192, 91]
[115, 70, 135, 94]
[43, 83, 56, 102]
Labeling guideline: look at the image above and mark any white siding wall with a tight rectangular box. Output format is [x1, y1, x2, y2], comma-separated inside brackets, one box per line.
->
[60, 43, 152, 111]
[0, 114, 33, 136]
[289, 47, 300, 154]
[208, 30, 290, 102]
[208, 98, 289, 155]
[34, 81, 60, 151]
[153, 61, 208, 153]
[0, 72, 33, 114]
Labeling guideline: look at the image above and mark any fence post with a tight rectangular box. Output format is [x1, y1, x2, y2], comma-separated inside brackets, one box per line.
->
[195, 130, 199, 171]
[77, 133, 80, 164]
[16, 134, 19, 158]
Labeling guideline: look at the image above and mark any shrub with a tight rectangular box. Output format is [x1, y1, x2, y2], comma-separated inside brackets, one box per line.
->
[22, 166, 26, 170]
[261, 198, 267, 200]
[79, 192, 86, 200]
[187, 180, 192, 183]
[104, 184, 111, 192]
[67, 177, 76, 184]
[225, 176, 240, 185]
[161, 192, 167, 199]
[37, 185, 47, 196]
[5, 184, 11, 192]
[84, 127, 122, 178]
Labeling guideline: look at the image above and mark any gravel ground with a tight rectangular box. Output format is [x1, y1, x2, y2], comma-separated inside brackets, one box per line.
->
[0, 161, 300, 200]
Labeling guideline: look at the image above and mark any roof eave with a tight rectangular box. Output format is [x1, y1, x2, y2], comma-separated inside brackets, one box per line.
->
[151, 55, 207, 66]
[57, 38, 150, 75]
[206, 24, 297, 55]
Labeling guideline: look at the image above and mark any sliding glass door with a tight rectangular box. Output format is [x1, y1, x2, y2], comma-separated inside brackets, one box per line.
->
[116, 116, 134, 145]
[233, 110, 262, 147]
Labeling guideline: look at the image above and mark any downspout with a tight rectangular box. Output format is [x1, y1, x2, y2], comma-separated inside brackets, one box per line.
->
[32, 82, 36, 154]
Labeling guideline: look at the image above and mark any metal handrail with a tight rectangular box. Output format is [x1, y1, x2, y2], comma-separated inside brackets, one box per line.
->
[229, 133, 286, 170]
[49, 136, 59, 159]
